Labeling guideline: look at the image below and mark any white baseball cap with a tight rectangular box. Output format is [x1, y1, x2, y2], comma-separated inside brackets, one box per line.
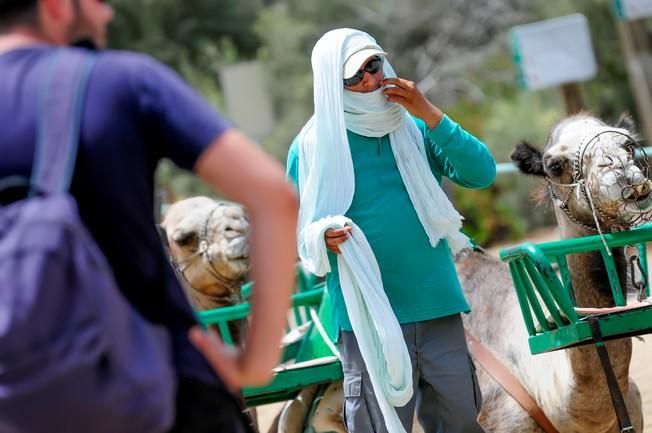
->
[343, 48, 387, 79]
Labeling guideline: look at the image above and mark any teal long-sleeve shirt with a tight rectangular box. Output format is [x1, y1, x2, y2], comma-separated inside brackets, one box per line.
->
[287, 115, 496, 332]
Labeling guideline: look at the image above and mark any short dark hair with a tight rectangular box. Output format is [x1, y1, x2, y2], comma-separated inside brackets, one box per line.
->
[0, 0, 38, 30]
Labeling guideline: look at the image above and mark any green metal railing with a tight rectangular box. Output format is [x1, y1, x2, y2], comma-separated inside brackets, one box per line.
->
[499, 224, 652, 354]
[197, 275, 342, 407]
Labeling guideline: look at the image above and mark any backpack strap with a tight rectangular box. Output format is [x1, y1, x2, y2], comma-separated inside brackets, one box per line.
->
[30, 49, 96, 196]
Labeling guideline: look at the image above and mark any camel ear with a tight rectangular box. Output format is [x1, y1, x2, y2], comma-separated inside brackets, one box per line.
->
[511, 140, 545, 177]
[615, 112, 636, 133]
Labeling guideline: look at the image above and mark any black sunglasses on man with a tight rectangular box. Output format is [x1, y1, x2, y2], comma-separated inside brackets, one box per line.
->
[343, 56, 384, 87]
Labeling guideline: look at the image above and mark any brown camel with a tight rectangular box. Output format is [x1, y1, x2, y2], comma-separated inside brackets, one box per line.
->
[161, 196, 250, 311]
[459, 112, 649, 433]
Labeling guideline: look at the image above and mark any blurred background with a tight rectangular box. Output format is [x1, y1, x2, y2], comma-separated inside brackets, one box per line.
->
[107, 0, 648, 247]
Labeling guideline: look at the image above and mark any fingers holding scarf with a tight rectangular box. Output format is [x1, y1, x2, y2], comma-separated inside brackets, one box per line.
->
[299, 216, 352, 275]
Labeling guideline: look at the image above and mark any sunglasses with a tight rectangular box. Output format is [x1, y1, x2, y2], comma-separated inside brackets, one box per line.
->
[343, 56, 383, 87]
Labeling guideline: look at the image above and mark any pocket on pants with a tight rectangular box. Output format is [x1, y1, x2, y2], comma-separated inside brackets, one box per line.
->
[467, 355, 483, 413]
[343, 372, 377, 433]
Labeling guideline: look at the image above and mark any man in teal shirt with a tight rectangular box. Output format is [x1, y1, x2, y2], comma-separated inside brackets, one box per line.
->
[287, 29, 494, 433]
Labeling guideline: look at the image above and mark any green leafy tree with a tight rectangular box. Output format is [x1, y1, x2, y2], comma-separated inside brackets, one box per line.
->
[107, 0, 264, 201]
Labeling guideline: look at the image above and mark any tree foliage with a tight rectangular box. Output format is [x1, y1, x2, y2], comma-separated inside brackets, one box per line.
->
[107, 0, 643, 243]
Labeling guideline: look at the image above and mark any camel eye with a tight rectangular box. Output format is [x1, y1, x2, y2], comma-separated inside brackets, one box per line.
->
[173, 230, 197, 246]
[597, 155, 615, 168]
[622, 140, 637, 155]
[545, 157, 566, 177]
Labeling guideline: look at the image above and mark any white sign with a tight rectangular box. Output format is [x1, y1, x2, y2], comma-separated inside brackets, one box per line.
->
[510, 14, 597, 91]
[220, 62, 275, 141]
[613, 0, 652, 20]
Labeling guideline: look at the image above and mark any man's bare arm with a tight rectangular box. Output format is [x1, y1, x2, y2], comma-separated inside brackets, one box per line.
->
[192, 129, 298, 388]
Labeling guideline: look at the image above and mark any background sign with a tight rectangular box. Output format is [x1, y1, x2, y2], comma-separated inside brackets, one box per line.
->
[613, 0, 652, 20]
[220, 62, 275, 141]
[510, 14, 597, 91]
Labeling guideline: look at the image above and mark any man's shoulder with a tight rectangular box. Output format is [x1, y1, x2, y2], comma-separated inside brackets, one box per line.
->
[92, 49, 165, 81]
[79, 49, 184, 106]
[97, 49, 159, 65]
[54, 47, 158, 72]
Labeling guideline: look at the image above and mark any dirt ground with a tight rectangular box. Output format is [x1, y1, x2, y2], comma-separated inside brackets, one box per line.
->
[257, 402, 284, 433]
[257, 226, 652, 432]
[632, 336, 652, 430]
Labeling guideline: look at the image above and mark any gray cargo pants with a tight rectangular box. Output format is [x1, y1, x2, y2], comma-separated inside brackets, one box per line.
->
[339, 314, 484, 433]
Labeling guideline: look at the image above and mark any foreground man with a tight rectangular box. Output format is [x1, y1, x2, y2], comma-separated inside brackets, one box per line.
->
[0, 1, 297, 432]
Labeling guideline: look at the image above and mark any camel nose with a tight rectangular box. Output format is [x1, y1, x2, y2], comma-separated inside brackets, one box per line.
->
[223, 220, 249, 239]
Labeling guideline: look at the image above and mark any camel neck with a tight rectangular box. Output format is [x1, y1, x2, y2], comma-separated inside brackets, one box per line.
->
[564, 339, 633, 433]
[558, 222, 634, 430]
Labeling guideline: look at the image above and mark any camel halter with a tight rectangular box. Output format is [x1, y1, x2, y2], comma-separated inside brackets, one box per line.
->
[171, 203, 245, 305]
[546, 129, 651, 254]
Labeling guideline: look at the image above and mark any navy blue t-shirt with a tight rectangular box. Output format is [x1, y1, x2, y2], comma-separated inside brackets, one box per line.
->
[0, 45, 232, 384]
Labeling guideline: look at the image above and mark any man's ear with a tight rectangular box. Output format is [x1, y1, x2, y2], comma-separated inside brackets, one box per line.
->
[41, 0, 67, 19]
[511, 140, 545, 177]
[40, 0, 76, 40]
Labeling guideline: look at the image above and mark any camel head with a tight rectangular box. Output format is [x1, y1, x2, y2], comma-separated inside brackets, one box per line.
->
[511, 113, 652, 232]
[161, 196, 250, 307]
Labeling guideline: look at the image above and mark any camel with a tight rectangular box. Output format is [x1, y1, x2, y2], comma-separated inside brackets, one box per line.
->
[161, 196, 262, 427]
[458, 112, 650, 433]
[161, 196, 250, 311]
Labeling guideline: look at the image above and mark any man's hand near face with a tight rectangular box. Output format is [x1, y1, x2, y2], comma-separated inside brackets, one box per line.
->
[382, 77, 444, 129]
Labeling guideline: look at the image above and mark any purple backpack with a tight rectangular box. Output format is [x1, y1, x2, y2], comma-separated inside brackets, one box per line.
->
[0, 50, 176, 433]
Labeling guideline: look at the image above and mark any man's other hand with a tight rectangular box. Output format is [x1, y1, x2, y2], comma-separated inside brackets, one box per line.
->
[324, 226, 352, 254]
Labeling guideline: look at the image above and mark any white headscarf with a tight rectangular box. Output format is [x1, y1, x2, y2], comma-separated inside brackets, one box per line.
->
[296, 29, 469, 433]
